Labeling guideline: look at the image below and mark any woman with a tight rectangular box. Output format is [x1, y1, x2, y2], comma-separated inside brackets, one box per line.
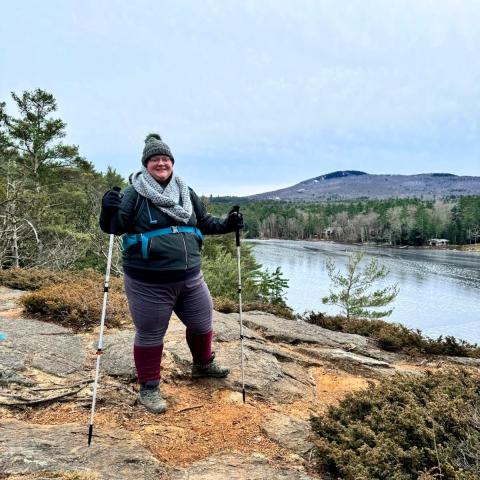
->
[99, 133, 243, 414]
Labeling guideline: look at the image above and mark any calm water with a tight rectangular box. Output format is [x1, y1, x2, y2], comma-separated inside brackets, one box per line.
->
[249, 239, 480, 344]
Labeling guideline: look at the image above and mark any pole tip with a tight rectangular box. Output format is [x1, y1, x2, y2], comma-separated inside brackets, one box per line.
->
[242, 389, 246, 404]
[88, 424, 93, 446]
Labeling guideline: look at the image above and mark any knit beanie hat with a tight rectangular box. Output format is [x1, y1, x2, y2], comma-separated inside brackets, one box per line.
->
[141, 133, 175, 166]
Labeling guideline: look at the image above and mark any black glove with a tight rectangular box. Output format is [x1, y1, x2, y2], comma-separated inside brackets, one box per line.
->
[226, 205, 244, 230]
[102, 188, 122, 212]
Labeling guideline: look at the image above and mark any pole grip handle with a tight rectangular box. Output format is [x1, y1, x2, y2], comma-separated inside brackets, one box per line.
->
[232, 205, 241, 247]
[109, 186, 122, 233]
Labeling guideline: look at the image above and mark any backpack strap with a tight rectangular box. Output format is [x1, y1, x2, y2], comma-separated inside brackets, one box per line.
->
[132, 192, 145, 224]
[123, 226, 204, 259]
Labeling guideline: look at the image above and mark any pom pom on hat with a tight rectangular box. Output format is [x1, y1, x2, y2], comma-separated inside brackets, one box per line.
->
[142, 133, 174, 165]
[145, 133, 162, 142]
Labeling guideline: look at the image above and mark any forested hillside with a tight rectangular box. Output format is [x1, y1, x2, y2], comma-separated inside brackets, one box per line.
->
[209, 196, 480, 246]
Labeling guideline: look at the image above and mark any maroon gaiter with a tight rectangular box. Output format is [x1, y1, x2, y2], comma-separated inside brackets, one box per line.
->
[133, 344, 163, 384]
[186, 329, 213, 364]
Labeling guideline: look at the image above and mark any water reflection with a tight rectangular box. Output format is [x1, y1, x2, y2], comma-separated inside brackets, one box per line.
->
[249, 239, 480, 344]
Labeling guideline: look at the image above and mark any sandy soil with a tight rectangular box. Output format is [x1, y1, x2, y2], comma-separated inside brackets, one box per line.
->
[2, 369, 363, 468]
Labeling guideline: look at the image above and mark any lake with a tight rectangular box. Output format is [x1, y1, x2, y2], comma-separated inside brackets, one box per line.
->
[248, 239, 480, 344]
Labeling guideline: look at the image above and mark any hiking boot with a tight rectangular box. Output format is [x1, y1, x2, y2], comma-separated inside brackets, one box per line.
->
[191, 353, 230, 379]
[138, 385, 167, 414]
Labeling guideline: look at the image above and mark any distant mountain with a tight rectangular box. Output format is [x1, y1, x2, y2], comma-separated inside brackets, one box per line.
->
[247, 171, 480, 201]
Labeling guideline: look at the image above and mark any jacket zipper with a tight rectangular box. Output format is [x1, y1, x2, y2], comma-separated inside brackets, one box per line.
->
[181, 233, 188, 269]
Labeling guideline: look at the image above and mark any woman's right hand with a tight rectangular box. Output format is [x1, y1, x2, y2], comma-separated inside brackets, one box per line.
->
[102, 188, 123, 212]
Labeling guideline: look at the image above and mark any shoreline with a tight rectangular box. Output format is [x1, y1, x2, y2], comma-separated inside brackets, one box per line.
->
[246, 237, 480, 253]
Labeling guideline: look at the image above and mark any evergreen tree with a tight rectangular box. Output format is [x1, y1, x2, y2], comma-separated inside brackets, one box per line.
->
[257, 266, 289, 306]
[1, 89, 79, 185]
[0, 88, 125, 269]
[322, 252, 399, 319]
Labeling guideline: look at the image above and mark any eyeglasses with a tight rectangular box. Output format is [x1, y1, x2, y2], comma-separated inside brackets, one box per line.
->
[148, 156, 172, 164]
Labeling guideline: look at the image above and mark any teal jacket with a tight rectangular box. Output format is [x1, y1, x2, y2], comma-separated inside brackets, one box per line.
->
[100, 185, 233, 273]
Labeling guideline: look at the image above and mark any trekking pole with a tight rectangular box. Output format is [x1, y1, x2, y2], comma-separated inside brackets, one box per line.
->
[233, 206, 246, 403]
[88, 187, 121, 446]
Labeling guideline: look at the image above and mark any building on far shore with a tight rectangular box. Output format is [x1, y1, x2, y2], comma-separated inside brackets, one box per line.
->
[427, 238, 450, 247]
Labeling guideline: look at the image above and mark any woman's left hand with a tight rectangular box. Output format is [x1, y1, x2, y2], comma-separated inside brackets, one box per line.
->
[226, 206, 244, 230]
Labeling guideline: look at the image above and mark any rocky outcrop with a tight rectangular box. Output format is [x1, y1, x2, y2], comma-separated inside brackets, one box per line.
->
[0, 420, 172, 479]
[0, 287, 23, 311]
[171, 453, 317, 479]
[2, 285, 470, 480]
[0, 317, 85, 377]
[242, 311, 369, 350]
[99, 330, 137, 380]
[261, 413, 315, 456]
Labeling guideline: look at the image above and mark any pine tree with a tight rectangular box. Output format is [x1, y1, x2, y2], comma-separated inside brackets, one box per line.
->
[0, 89, 122, 269]
[322, 252, 399, 319]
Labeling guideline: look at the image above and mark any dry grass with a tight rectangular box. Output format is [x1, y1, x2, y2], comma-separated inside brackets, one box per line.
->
[213, 296, 295, 319]
[0, 268, 74, 291]
[19, 272, 130, 331]
[0, 267, 130, 331]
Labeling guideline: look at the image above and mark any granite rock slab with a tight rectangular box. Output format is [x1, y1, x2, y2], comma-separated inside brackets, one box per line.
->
[242, 311, 369, 350]
[172, 453, 319, 480]
[261, 412, 315, 456]
[99, 330, 136, 380]
[167, 339, 315, 404]
[0, 420, 172, 479]
[0, 317, 85, 377]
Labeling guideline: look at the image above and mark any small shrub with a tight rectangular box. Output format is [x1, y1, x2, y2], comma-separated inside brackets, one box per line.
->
[376, 325, 409, 351]
[213, 296, 295, 319]
[243, 301, 295, 319]
[21, 271, 130, 331]
[212, 296, 237, 313]
[304, 311, 480, 358]
[302, 311, 345, 331]
[312, 368, 480, 480]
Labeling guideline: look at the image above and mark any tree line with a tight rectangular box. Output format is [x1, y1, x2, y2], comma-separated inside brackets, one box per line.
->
[208, 196, 480, 246]
[2, 87, 478, 276]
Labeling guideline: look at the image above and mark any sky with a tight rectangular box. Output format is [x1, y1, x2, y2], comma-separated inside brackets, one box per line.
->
[1, 0, 479, 196]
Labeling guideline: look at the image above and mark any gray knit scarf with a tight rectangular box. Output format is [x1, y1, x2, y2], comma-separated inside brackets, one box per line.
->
[131, 168, 192, 224]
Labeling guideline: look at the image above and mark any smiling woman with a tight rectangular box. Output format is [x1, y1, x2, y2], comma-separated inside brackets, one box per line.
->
[99, 133, 244, 414]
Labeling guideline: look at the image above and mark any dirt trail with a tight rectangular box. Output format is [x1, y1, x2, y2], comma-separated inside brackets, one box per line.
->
[1, 362, 369, 469]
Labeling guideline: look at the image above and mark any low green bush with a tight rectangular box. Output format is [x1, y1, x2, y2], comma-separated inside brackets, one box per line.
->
[202, 235, 290, 308]
[304, 311, 480, 358]
[312, 369, 480, 480]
